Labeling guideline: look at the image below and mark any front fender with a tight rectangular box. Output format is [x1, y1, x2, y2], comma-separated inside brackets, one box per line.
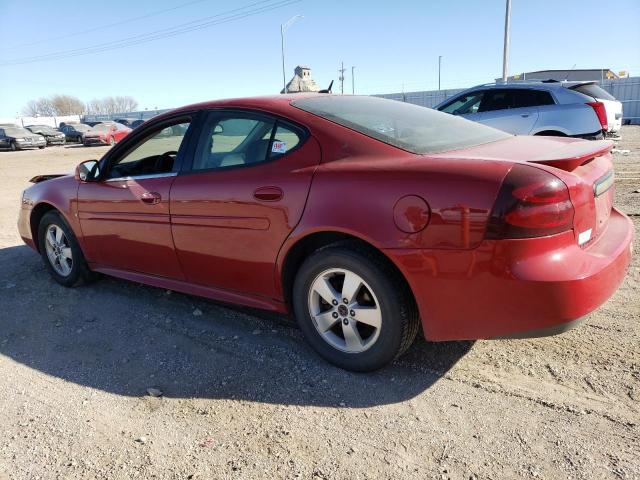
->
[20, 175, 83, 253]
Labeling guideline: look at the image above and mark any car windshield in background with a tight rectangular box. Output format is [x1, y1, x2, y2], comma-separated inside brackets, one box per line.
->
[5, 128, 32, 136]
[90, 124, 111, 132]
[292, 95, 511, 154]
[570, 83, 616, 101]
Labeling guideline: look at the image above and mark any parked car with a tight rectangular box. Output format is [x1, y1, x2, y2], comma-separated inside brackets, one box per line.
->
[59, 123, 91, 143]
[0, 126, 46, 150]
[130, 119, 146, 129]
[434, 81, 622, 139]
[17, 95, 633, 371]
[25, 125, 66, 146]
[83, 122, 131, 146]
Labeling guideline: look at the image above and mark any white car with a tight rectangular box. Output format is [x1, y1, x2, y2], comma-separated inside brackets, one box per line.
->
[435, 81, 623, 139]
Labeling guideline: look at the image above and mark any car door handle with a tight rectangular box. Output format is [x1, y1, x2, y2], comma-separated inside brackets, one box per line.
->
[520, 113, 531, 118]
[254, 186, 283, 202]
[140, 191, 161, 205]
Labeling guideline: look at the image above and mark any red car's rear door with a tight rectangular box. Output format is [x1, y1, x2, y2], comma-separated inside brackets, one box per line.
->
[77, 116, 195, 279]
[170, 111, 321, 298]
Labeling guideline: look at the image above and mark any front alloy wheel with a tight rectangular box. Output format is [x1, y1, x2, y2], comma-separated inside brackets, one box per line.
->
[44, 224, 73, 277]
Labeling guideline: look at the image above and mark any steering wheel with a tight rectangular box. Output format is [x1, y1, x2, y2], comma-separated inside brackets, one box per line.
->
[153, 150, 178, 172]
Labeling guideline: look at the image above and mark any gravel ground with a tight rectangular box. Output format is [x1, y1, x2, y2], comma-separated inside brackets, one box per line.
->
[0, 129, 638, 480]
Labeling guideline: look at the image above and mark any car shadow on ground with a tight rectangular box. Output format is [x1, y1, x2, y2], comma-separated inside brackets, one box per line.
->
[0, 244, 472, 408]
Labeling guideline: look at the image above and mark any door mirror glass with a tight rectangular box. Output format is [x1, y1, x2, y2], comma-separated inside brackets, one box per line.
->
[213, 124, 224, 134]
[77, 160, 100, 182]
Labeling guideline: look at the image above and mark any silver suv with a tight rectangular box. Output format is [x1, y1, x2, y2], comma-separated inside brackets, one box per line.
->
[434, 81, 622, 140]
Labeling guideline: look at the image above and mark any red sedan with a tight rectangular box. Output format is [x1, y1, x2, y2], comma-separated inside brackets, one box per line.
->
[83, 122, 131, 146]
[18, 95, 634, 371]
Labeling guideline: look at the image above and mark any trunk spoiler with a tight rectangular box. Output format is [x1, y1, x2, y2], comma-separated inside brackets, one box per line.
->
[527, 140, 613, 171]
[29, 174, 66, 183]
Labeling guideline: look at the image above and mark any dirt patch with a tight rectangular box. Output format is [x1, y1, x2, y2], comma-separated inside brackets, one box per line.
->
[0, 131, 638, 479]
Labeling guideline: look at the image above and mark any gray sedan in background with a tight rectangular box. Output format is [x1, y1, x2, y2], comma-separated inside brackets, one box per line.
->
[435, 81, 622, 139]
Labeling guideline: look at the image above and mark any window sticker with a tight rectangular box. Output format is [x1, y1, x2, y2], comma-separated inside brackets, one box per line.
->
[271, 141, 287, 154]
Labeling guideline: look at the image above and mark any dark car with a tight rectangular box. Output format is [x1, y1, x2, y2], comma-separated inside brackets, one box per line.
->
[0, 126, 46, 150]
[130, 119, 146, 129]
[59, 123, 91, 143]
[26, 125, 66, 146]
[114, 118, 137, 127]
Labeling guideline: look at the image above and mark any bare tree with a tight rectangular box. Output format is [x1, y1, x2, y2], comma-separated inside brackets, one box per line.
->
[50, 94, 85, 115]
[85, 96, 139, 115]
[22, 97, 56, 116]
[25, 94, 139, 117]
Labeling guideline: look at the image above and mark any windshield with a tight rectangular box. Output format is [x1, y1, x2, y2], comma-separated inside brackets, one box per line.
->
[5, 128, 32, 136]
[28, 126, 56, 134]
[89, 124, 112, 132]
[570, 83, 616, 101]
[73, 124, 90, 131]
[292, 96, 511, 154]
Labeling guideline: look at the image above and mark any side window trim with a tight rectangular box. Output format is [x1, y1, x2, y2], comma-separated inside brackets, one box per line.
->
[181, 108, 308, 175]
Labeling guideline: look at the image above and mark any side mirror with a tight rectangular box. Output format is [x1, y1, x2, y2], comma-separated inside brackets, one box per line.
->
[213, 124, 224, 134]
[76, 160, 100, 182]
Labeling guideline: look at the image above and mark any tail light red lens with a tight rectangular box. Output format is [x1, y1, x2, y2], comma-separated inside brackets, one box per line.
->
[587, 101, 608, 131]
[486, 164, 574, 239]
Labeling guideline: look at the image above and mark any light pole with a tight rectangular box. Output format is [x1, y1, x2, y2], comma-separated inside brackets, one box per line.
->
[351, 66, 355, 94]
[281, 15, 303, 94]
[438, 55, 442, 91]
[501, 0, 511, 82]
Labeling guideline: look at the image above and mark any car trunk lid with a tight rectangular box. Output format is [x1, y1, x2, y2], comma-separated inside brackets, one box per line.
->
[433, 136, 615, 245]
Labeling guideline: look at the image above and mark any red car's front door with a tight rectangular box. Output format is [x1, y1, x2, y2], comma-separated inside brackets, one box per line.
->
[77, 116, 194, 279]
[170, 111, 321, 298]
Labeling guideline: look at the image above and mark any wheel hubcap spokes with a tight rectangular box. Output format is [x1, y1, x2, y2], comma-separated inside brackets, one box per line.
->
[44, 225, 73, 277]
[308, 268, 381, 353]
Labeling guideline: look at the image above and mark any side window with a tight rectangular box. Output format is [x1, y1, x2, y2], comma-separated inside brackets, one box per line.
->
[478, 90, 514, 112]
[269, 124, 301, 159]
[513, 89, 555, 108]
[192, 113, 303, 171]
[107, 118, 191, 179]
[440, 92, 484, 115]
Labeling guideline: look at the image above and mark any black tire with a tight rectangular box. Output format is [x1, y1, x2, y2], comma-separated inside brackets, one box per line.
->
[292, 243, 419, 372]
[37, 211, 96, 287]
[38, 146, 45, 149]
[10, 141, 16, 151]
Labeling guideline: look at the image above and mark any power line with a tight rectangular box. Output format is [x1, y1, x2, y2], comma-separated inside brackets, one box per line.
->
[0, 0, 212, 51]
[0, 0, 300, 66]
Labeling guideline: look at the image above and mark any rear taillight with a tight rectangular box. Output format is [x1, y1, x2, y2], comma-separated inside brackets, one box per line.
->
[486, 164, 574, 239]
[587, 101, 608, 131]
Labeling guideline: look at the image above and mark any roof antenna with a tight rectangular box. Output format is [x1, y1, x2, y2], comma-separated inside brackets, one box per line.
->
[564, 64, 577, 82]
[319, 80, 334, 94]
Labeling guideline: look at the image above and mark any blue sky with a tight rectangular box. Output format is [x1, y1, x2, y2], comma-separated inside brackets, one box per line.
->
[0, 0, 638, 116]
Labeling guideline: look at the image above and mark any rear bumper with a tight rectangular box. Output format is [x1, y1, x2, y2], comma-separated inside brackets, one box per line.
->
[386, 208, 634, 341]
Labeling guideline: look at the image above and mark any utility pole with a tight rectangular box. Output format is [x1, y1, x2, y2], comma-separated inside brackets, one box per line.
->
[501, 0, 511, 82]
[438, 55, 442, 90]
[338, 62, 346, 94]
[351, 66, 355, 94]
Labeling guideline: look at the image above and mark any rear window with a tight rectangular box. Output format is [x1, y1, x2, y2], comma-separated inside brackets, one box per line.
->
[292, 96, 510, 154]
[570, 83, 615, 101]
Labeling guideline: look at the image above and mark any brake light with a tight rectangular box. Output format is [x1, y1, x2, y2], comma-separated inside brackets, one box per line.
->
[486, 164, 574, 239]
[587, 101, 608, 131]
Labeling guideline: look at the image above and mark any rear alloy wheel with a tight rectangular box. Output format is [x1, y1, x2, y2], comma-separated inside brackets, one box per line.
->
[38, 211, 96, 287]
[293, 244, 419, 371]
[10, 141, 16, 151]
